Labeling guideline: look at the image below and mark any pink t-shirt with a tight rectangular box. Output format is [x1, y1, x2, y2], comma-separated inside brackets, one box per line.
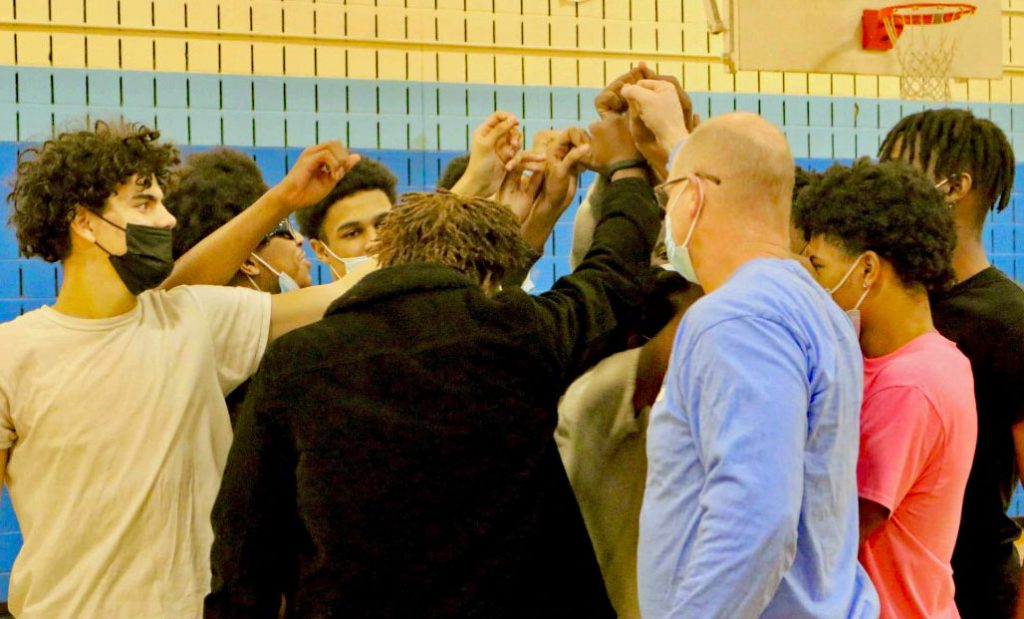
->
[857, 331, 977, 619]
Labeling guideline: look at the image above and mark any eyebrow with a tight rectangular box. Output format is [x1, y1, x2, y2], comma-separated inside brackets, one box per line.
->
[131, 192, 161, 201]
[335, 212, 389, 232]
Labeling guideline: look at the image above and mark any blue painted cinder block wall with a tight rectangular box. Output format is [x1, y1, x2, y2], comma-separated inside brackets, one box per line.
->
[0, 66, 1023, 598]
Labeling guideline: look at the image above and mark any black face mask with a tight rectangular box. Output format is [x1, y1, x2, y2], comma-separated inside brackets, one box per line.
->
[94, 217, 175, 295]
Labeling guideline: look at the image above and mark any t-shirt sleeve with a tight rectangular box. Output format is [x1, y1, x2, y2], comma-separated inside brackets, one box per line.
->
[0, 377, 14, 450]
[184, 285, 272, 395]
[857, 385, 943, 511]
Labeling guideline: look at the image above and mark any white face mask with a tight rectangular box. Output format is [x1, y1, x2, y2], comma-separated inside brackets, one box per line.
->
[249, 253, 301, 293]
[664, 176, 705, 285]
[320, 242, 372, 280]
[827, 254, 871, 336]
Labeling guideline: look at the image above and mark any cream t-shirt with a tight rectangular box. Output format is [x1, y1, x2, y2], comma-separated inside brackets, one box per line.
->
[555, 347, 647, 619]
[0, 285, 271, 619]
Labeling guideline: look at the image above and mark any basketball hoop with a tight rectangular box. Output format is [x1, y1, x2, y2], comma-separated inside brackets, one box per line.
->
[862, 3, 977, 101]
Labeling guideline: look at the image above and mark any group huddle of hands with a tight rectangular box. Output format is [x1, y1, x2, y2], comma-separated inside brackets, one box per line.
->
[258, 63, 704, 261]
[447, 62, 704, 251]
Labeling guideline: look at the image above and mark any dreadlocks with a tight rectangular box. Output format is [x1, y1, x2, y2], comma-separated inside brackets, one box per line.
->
[879, 109, 1015, 224]
[373, 191, 535, 287]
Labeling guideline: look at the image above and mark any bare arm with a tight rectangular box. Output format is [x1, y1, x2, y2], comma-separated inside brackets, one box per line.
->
[267, 259, 375, 341]
[858, 497, 890, 547]
[162, 142, 360, 290]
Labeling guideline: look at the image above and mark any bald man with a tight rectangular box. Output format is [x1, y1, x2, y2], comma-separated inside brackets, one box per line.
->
[625, 83, 879, 619]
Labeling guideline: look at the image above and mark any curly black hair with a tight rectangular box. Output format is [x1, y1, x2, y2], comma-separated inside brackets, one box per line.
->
[165, 147, 269, 258]
[6, 120, 179, 262]
[794, 158, 956, 292]
[879, 108, 1015, 219]
[438, 154, 470, 191]
[793, 165, 822, 203]
[295, 158, 398, 240]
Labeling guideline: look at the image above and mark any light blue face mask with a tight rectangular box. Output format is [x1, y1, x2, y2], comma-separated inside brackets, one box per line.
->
[320, 242, 372, 280]
[249, 253, 301, 293]
[664, 176, 705, 285]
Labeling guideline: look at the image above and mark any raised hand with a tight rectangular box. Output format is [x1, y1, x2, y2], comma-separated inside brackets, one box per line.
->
[451, 111, 523, 198]
[495, 167, 545, 225]
[542, 128, 591, 214]
[268, 141, 361, 212]
[584, 113, 645, 178]
[595, 64, 654, 118]
[621, 79, 691, 154]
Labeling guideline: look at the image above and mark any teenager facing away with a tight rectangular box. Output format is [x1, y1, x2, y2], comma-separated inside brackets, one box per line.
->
[295, 158, 397, 281]
[205, 128, 660, 617]
[796, 159, 977, 619]
[0, 121, 366, 618]
[879, 109, 1024, 619]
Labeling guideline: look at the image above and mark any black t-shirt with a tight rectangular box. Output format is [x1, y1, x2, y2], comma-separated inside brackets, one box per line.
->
[932, 267, 1024, 597]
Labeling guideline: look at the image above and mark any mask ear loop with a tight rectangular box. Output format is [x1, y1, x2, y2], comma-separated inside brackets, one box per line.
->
[244, 274, 263, 292]
[250, 252, 284, 278]
[677, 176, 706, 250]
[317, 240, 347, 280]
[852, 280, 871, 311]
[827, 254, 865, 295]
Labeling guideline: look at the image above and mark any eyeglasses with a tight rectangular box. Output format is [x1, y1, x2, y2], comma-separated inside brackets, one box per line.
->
[654, 172, 722, 208]
[262, 219, 300, 244]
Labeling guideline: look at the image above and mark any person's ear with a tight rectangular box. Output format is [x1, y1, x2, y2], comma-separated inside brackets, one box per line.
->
[309, 237, 332, 263]
[942, 172, 973, 204]
[239, 256, 261, 277]
[862, 251, 882, 288]
[69, 207, 98, 244]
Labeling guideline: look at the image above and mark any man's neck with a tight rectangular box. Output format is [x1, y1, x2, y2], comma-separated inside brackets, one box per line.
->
[860, 291, 934, 358]
[951, 226, 990, 284]
[53, 252, 138, 319]
[695, 239, 791, 293]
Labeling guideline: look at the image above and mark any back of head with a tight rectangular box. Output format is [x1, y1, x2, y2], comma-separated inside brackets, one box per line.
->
[165, 147, 269, 258]
[795, 158, 956, 292]
[6, 121, 179, 262]
[374, 191, 534, 287]
[295, 158, 398, 240]
[879, 108, 1015, 219]
[677, 112, 796, 220]
[438, 154, 470, 191]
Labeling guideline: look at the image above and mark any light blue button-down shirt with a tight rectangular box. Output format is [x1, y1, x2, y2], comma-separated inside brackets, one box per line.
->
[638, 259, 879, 618]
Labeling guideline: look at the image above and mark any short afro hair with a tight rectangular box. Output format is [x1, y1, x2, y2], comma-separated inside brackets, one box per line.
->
[7, 120, 179, 262]
[794, 158, 956, 292]
[373, 191, 534, 287]
[295, 158, 398, 240]
[793, 165, 822, 203]
[165, 147, 269, 258]
[438, 154, 470, 191]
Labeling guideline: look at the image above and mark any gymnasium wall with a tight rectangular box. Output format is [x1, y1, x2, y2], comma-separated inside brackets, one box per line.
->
[0, 0, 1023, 600]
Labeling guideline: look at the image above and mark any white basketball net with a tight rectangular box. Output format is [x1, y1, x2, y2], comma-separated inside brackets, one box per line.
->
[883, 5, 975, 101]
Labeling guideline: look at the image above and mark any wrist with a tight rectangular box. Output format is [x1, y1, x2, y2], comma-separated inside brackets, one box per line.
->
[610, 167, 649, 182]
[450, 166, 490, 198]
[258, 186, 300, 219]
[657, 126, 689, 154]
[606, 157, 650, 182]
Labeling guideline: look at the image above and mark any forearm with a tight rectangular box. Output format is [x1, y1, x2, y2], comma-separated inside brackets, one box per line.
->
[450, 170, 492, 198]
[673, 505, 795, 618]
[163, 190, 291, 289]
[267, 261, 374, 340]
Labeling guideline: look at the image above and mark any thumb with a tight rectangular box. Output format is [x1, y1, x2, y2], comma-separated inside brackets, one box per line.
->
[485, 117, 519, 146]
[558, 144, 591, 177]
